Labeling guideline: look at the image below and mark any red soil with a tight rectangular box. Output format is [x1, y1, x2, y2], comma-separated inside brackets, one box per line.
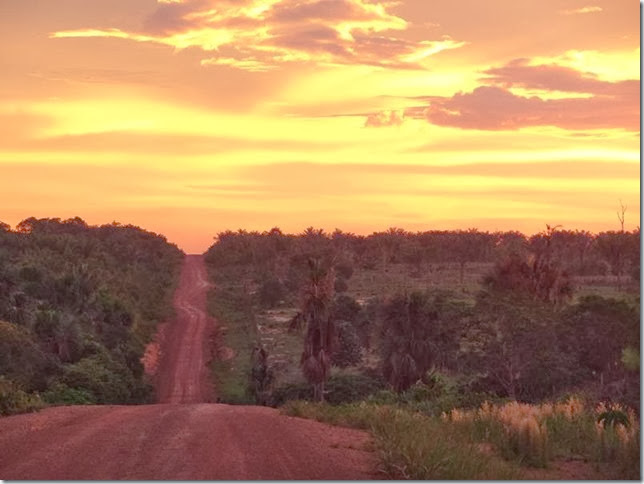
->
[0, 255, 376, 480]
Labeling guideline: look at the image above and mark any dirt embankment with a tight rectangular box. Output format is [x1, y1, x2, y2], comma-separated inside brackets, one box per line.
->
[0, 255, 377, 480]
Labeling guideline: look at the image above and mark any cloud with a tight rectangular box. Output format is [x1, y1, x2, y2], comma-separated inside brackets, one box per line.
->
[405, 59, 639, 131]
[482, 58, 635, 95]
[364, 109, 404, 127]
[560, 6, 602, 15]
[51, 0, 464, 71]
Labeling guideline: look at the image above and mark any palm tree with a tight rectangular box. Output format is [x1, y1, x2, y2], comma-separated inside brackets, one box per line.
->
[381, 292, 435, 392]
[300, 258, 335, 401]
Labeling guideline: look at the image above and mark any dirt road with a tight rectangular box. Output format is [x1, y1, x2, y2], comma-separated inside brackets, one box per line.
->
[0, 255, 376, 480]
[157, 254, 214, 404]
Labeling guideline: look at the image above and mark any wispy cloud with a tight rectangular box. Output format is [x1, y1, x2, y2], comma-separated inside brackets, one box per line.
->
[52, 0, 464, 71]
[560, 6, 602, 15]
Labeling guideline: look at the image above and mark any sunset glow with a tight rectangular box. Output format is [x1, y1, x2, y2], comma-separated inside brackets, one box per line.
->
[1, 0, 639, 252]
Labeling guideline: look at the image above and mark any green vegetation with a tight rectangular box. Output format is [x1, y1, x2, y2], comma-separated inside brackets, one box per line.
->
[283, 395, 639, 480]
[282, 400, 520, 479]
[0, 217, 182, 415]
[204, 224, 639, 479]
[206, 274, 257, 404]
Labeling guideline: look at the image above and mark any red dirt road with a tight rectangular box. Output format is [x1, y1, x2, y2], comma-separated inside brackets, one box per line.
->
[0, 255, 376, 480]
[157, 254, 215, 404]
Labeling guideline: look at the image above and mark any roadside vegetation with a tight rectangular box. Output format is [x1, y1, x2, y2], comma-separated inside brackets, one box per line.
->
[205, 224, 640, 479]
[0, 217, 183, 415]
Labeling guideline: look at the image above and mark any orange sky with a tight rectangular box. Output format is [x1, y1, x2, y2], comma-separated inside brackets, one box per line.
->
[0, 0, 639, 253]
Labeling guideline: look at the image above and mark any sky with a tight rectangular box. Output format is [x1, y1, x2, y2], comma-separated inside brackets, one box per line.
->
[0, 0, 639, 253]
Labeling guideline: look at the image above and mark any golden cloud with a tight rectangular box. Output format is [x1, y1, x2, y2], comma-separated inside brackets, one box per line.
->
[51, 0, 464, 71]
[403, 59, 639, 131]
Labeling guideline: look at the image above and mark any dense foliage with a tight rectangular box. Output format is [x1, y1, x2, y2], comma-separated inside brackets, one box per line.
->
[0, 217, 183, 413]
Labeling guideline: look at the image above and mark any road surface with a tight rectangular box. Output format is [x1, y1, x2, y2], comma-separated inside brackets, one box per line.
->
[157, 255, 214, 404]
[0, 255, 376, 480]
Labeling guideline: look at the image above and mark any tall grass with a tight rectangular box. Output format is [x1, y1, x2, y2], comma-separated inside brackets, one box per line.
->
[282, 400, 520, 479]
[442, 397, 640, 478]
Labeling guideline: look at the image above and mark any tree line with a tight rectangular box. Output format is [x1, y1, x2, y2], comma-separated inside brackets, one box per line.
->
[0, 217, 183, 414]
[207, 226, 640, 286]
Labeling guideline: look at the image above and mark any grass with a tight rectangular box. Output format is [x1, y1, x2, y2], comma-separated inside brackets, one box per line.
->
[281, 400, 521, 479]
[207, 274, 258, 404]
[255, 307, 305, 386]
[347, 262, 488, 304]
[283, 397, 640, 480]
[442, 397, 640, 479]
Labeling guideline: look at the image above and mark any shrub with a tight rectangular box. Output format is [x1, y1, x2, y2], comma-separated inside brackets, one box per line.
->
[332, 321, 363, 368]
[42, 383, 96, 405]
[0, 377, 43, 416]
[270, 373, 385, 406]
[60, 353, 145, 404]
[258, 278, 285, 308]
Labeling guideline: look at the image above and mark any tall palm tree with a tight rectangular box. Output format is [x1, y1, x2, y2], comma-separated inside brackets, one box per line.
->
[300, 258, 335, 401]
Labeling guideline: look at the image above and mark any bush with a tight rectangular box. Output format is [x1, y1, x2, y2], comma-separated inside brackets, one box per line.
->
[42, 383, 96, 405]
[258, 278, 285, 308]
[365, 372, 494, 417]
[60, 353, 147, 404]
[0, 377, 43, 416]
[270, 373, 385, 406]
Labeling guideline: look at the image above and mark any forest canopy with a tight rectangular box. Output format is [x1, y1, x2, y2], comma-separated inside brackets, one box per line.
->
[0, 217, 183, 414]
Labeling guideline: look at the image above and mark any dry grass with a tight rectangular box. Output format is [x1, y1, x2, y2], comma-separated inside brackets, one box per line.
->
[442, 397, 640, 477]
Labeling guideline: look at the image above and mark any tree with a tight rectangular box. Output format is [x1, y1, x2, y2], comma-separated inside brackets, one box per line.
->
[449, 229, 494, 285]
[373, 227, 406, 267]
[560, 296, 639, 385]
[460, 293, 576, 401]
[491, 226, 572, 306]
[380, 292, 437, 392]
[595, 231, 629, 290]
[299, 258, 336, 401]
[250, 344, 273, 405]
[617, 200, 627, 232]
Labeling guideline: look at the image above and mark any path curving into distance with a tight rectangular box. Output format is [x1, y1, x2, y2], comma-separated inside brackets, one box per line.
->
[0, 255, 376, 480]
